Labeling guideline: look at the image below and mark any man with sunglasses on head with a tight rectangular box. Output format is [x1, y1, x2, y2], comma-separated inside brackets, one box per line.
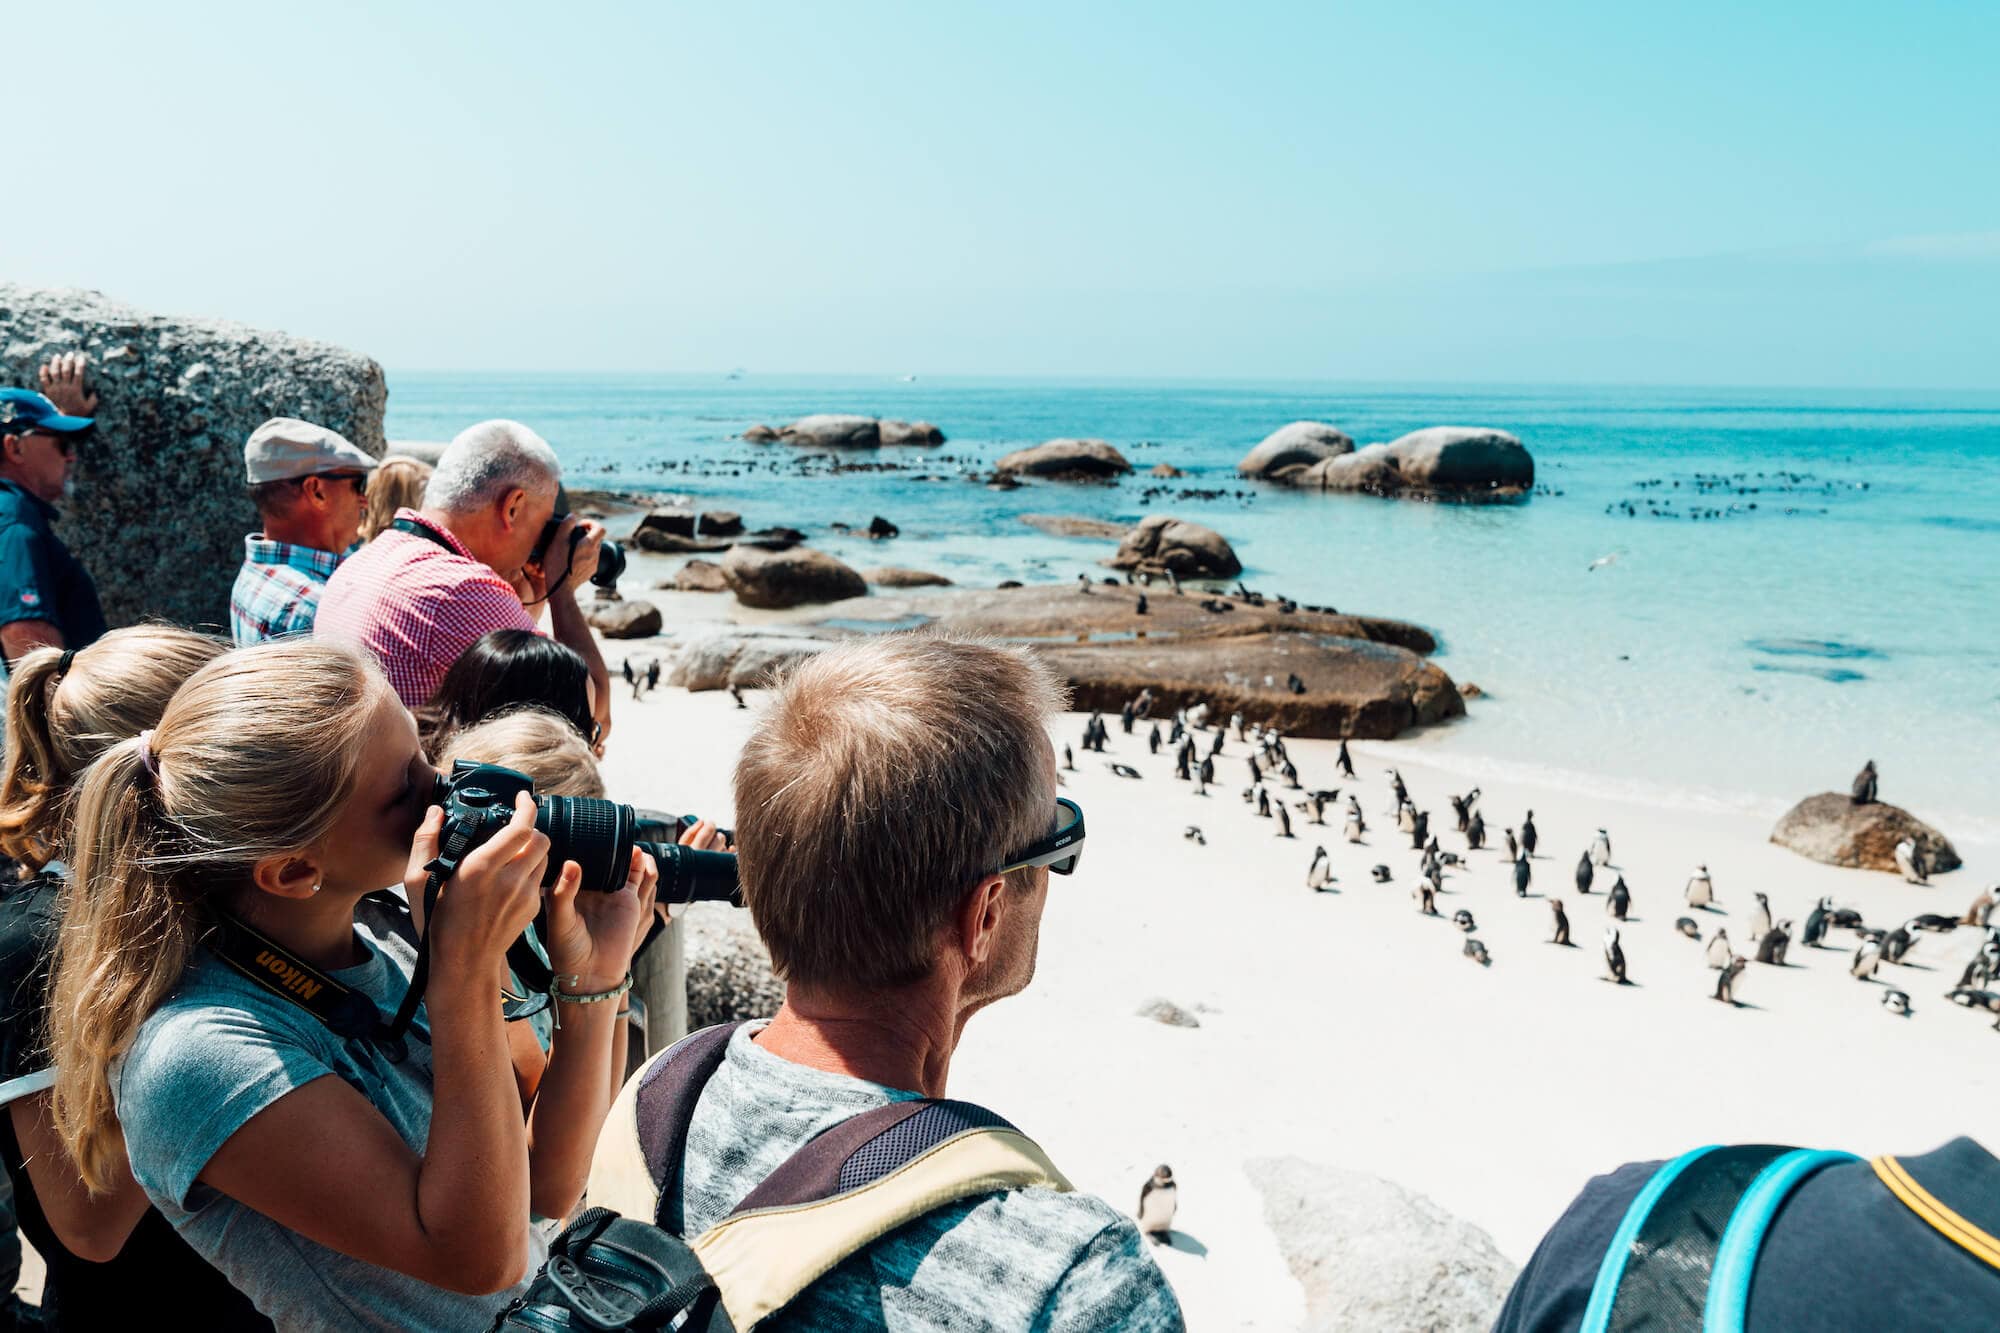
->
[593, 633, 1183, 1331]
[0, 362, 108, 665]
[230, 417, 380, 645]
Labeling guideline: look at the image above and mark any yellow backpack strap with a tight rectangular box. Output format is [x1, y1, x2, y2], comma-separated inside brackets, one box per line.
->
[1871, 1155, 2000, 1271]
[692, 1123, 1070, 1330]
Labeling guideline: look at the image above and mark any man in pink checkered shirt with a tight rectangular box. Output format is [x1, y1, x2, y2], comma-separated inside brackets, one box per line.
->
[315, 420, 614, 745]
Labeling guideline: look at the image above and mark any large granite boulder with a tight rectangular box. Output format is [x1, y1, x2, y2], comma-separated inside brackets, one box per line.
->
[667, 630, 831, 691]
[1298, 427, 1532, 501]
[0, 283, 386, 627]
[669, 559, 730, 593]
[995, 439, 1132, 480]
[1247, 1157, 1518, 1332]
[1238, 421, 1355, 478]
[777, 414, 879, 448]
[1107, 514, 1242, 579]
[582, 598, 663, 639]
[1020, 514, 1132, 540]
[877, 420, 944, 446]
[681, 903, 785, 1029]
[863, 567, 953, 588]
[722, 545, 867, 609]
[1771, 794, 1961, 874]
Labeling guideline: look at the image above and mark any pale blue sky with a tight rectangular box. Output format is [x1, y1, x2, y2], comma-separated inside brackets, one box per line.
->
[8, 1, 1997, 386]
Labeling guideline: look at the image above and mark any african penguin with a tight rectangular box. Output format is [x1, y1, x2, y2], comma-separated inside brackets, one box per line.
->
[1463, 937, 1490, 967]
[1514, 855, 1532, 898]
[1589, 829, 1612, 867]
[1705, 929, 1733, 970]
[1685, 866, 1713, 909]
[1894, 838, 1927, 885]
[1575, 852, 1595, 896]
[1607, 877, 1631, 921]
[1136, 1166, 1177, 1242]
[1604, 927, 1628, 984]
[1549, 899, 1572, 946]
[1755, 921, 1792, 966]
[1520, 812, 1538, 857]
[1714, 955, 1746, 1005]
[1675, 917, 1701, 940]
[1747, 893, 1772, 945]
[1306, 846, 1333, 891]
[1882, 989, 1912, 1017]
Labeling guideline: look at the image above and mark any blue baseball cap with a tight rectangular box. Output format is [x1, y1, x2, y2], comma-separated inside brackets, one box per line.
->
[0, 388, 94, 436]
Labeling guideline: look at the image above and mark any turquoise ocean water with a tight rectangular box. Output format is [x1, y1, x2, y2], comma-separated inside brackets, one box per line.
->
[386, 376, 2000, 841]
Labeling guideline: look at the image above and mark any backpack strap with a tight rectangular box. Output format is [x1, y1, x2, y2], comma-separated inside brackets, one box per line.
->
[690, 1106, 1069, 1329]
[1582, 1144, 1858, 1333]
[1871, 1154, 2000, 1273]
[587, 1022, 745, 1224]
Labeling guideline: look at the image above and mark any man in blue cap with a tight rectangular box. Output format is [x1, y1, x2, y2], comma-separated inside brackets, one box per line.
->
[0, 354, 107, 662]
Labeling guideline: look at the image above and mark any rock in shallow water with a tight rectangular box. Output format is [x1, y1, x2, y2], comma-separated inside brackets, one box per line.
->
[1108, 514, 1242, 579]
[995, 439, 1133, 480]
[1246, 1156, 1518, 1333]
[0, 283, 386, 627]
[1770, 793, 1960, 875]
[1289, 426, 1534, 502]
[1238, 421, 1356, 478]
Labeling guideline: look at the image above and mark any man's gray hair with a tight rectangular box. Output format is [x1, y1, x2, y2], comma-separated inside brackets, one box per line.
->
[426, 419, 561, 514]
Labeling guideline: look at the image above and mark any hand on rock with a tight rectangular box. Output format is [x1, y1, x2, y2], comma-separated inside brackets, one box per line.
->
[38, 352, 98, 417]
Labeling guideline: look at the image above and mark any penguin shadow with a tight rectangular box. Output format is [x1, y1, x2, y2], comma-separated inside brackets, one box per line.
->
[1601, 978, 1644, 988]
[1717, 999, 1767, 1011]
[1158, 1229, 1208, 1257]
[1894, 961, 1938, 972]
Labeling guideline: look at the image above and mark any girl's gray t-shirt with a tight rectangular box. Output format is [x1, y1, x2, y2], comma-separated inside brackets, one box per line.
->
[113, 927, 542, 1333]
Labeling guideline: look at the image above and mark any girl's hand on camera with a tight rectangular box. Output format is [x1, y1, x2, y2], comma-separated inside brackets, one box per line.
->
[543, 845, 657, 994]
[407, 795, 548, 973]
[677, 817, 727, 852]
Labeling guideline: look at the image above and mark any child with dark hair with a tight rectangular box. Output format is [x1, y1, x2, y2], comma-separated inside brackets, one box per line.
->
[422, 628, 599, 757]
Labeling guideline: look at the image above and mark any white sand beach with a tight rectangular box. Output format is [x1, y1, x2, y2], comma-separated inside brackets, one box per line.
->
[599, 673, 1999, 1330]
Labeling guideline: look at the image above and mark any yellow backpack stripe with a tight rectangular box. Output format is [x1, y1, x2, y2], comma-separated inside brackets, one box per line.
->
[1871, 1155, 2000, 1272]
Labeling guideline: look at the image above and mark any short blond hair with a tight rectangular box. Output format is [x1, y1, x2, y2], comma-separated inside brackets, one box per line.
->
[732, 634, 1067, 992]
[439, 707, 605, 798]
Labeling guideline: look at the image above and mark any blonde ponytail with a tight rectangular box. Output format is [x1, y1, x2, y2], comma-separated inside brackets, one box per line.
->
[0, 628, 227, 870]
[50, 640, 387, 1191]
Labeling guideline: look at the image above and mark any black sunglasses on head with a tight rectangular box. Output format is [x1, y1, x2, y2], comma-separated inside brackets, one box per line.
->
[995, 797, 1085, 876]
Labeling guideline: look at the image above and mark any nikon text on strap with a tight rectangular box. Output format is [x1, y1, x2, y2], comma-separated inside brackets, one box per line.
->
[208, 912, 425, 1054]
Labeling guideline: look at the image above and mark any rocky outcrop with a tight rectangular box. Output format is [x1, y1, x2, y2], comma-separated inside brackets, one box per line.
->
[681, 903, 785, 1029]
[1247, 1157, 1518, 1333]
[722, 545, 867, 609]
[744, 416, 945, 448]
[667, 630, 830, 691]
[582, 598, 663, 639]
[807, 586, 1455, 738]
[994, 439, 1132, 480]
[1020, 514, 1133, 540]
[863, 567, 953, 588]
[0, 283, 386, 627]
[1107, 515, 1242, 579]
[698, 510, 743, 537]
[1295, 427, 1533, 501]
[1771, 794, 1961, 875]
[1238, 421, 1355, 478]
[669, 559, 729, 593]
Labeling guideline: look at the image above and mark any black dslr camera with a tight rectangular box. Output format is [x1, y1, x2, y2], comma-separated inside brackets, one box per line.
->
[431, 761, 740, 907]
[531, 508, 626, 591]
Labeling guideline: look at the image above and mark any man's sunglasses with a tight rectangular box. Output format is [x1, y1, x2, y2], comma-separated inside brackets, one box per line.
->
[22, 429, 83, 455]
[286, 470, 368, 496]
[995, 797, 1085, 876]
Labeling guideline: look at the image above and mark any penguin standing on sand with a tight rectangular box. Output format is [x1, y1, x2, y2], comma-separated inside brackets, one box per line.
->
[1756, 920, 1792, 965]
[1174, 747, 1192, 782]
[1607, 877, 1631, 921]
[1196, 756, 1213, 795]
[1589, 829, 1612, 867]
[1410, 811, 1429, 850]
[1466, 813, 1486, 851]
[1894, 838, 1927, 885]
[1504, 828, 1519, 862]
[1396, 800, 1416, 834]
[1850, 939, 1883, 980]
[1246, 756, 1262, 786]
[1306, 846, 1333, 891]
[1576, 852, 1595, 896]
[1705, 929, 1733, 969]
[1309, 792, 1327, 825]
[1344, 801, 1366, 844]
[1686, 866, 1714, 909]
[1550, 899, 1572, 946]
[1209, 729, 1225, 759]
[1136, 1167, 1177, 1243]
[1135, 593, 1150, 615]
[1882, 917, 1920, 965]
[1851, 760, 1878, 805]
[1337, 740, 1356, 779]
[1514, 854, 1532, 898]
[1120, 700, 1136, 735]
[1416, 882, 1438, 915]
[1135, 688, 1155, 720]
[1063, 745, 1075, 772]
[1389, 769, 1408, 808]
[1802, 897, 1832, 948]
[1604, 927, 1629, 984]
[1169, 717, 1185, 745]
[1275, 802, 1294, 839]
[1521, 812, 1539, 858]
[1714, 955, 1747, 1005]
[1281, 759, 1301, 790]
[1747, 893, 1772, 945]
[1257, 787, 1272, 819]
[1148, 724, 1162, 755]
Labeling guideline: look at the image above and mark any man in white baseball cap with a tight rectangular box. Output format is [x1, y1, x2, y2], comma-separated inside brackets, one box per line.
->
[228, 417, 378, 645]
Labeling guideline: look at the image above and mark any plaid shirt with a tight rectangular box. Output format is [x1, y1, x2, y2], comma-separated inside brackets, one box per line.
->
[229, 535, 345, 646]
[314, 508, 538, 707]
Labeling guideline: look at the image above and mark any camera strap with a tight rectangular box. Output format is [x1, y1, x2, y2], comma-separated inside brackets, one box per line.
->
[208, 912, 424, 1054]
[389, 514, 459, 555]
[383, 812, 488, 1047]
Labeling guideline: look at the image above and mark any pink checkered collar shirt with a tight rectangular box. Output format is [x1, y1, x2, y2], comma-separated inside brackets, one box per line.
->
[313, 507, 538, 708]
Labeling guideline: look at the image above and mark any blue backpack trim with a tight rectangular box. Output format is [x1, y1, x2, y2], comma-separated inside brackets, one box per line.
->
[1582, 1144, 1858, 1333]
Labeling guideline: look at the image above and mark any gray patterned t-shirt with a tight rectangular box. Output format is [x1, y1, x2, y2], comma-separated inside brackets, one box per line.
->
[672, 1022, 1184, 1332]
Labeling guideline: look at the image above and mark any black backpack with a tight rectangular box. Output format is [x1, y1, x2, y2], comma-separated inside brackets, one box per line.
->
[492, 1022, 1070, 1331]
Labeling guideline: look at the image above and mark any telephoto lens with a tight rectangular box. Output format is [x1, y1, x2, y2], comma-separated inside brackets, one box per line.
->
[536, 794, 740, 905]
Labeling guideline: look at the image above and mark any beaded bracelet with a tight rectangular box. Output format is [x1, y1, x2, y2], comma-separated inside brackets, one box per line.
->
[549, 972, 633, 1029]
